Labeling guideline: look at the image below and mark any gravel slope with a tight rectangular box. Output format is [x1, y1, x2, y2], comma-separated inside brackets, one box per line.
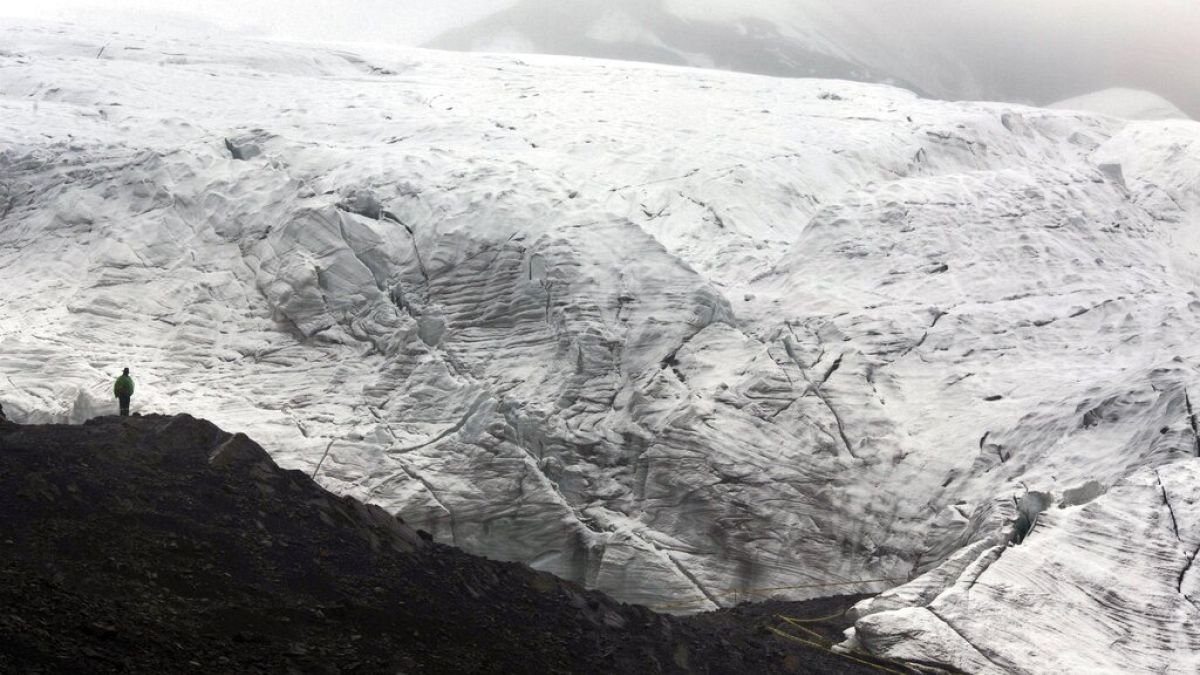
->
[0, 414, 912, 674]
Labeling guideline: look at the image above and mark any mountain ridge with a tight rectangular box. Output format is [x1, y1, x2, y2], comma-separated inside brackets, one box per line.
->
[423, 0, 943, 96]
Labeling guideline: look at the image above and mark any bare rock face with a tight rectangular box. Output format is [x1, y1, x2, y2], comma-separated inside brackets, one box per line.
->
[2, 20, 1200, 672]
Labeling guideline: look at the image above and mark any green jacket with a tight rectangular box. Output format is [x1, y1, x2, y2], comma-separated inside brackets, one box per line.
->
[114, 374, 134, 398]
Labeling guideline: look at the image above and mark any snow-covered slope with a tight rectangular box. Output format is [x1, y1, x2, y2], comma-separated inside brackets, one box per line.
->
[3, 21, 1200, 672]
[426, 1, 1200, 123]
[1051, 88, 1192, 121]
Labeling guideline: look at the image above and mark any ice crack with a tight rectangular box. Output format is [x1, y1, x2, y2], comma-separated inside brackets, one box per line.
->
[310, 439, 336, 479]
[1181, 544, 1200, 605]
[782, 326, 858, 459]
[389, 395, 488, 455]
[889, 309, 946, 363]
[819, 352, 844, 387]
[677, 190, 728, 230]
[1185, 391, 1200, 457]
[664, 551, 721, 609]
[370, 207, 432, 298]
[1154, 470, 1183, 544]
[392, 462, 457, 543]
[926, 606, 1015, 674]
[1154, 469, 1198, 600]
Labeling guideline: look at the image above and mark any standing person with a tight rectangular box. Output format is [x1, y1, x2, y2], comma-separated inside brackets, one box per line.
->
[113, 368, 135, 417]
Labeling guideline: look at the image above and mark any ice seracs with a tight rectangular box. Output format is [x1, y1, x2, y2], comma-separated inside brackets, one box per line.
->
[1, 19, 1200, 673]
[846, 460, 1200, 674]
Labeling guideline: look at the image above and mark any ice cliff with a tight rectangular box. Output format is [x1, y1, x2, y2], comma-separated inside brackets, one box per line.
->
[2, 20, 1199, 673]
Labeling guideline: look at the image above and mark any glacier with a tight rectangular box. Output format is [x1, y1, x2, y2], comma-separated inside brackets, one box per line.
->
[2, 20, 1199, 673]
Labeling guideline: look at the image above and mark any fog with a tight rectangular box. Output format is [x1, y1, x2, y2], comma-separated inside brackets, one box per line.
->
[896, 0, 1200, 116]
[0, 0, 511, 45]
[2, 0, 1197, 116]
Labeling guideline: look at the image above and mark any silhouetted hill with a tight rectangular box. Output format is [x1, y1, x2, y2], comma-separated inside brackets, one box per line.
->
[0, 415, 909, 674]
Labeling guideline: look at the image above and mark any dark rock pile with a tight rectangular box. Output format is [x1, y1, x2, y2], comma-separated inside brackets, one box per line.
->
[0, 414, 912, 674]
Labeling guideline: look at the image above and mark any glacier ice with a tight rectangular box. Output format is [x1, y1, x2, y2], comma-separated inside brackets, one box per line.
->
[2, 20, 1200, 672]
[848, 462, 1200, 673]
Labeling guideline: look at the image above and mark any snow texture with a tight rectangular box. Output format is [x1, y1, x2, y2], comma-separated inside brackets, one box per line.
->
[847, 462, 1200, 674]
[2, 20, 1200, 672]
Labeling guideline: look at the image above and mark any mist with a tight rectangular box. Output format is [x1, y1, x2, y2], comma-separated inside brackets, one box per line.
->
[890, 0, 1200, 115]
[0, 0, 512, 45]
[2, 0, 1197, 116]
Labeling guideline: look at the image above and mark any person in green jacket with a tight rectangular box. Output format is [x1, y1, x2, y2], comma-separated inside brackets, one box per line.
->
[114, 368, 134, 417]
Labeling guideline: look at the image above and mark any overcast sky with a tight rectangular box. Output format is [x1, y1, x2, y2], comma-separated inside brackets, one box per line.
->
[0, 0, 511, 44]
[912, 0, 1200, 113]
[2, 0, 1197, 116]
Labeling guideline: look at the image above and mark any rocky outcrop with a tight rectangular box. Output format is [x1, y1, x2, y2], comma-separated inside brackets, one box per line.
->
[0, 414, 900, 674]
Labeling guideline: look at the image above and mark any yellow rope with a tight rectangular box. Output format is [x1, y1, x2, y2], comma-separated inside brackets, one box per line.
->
[649, 577, 905, 611]
[645, 577, 917, 672]
[779, 609, 850, 624]
[765, 624, 909, 675]
[772, 614, 830, 638]
[764, 624, 829, 651]
[781, 620, 827, 643]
